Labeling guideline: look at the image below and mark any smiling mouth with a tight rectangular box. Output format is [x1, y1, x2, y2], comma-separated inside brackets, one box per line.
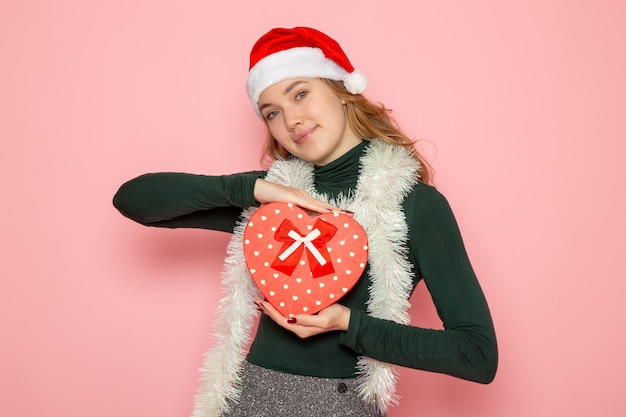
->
[294, 127, 316, 144]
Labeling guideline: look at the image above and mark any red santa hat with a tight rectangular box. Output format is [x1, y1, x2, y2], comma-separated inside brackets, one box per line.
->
[246, 27, 367, 117]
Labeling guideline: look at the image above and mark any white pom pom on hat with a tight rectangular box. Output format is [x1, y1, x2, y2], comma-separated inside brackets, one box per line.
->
[246, 27, 367, 118]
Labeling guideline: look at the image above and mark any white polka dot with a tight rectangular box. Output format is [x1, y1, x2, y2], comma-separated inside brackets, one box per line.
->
[319, 283, 325, 288]
[363, 245, 368, 250]
[307, 224, 313, 230]
[342, 287, 348, 292]
[296, 278, 302, 283]
[333, 276, 338, 281]
[253, 251, 260, 256]
[249, 222, 254, 227]
[328, 247, 333, 252]
[268, 244, 273, 249]
[329, 294, 335, 299]
[349, 252, 355, 257]
[288, 203, 294, 208]
[300, 260, 306, 266]
[297, 213, 303, 219]
[273, 273, 279, 278]
[340, 241, 345, 246]
[303, 306, 308, 312]
[250, 269, 256, 274]
[257, 233, 263, 239]
[272, 226, 277, 232]
[353, 234, 359, 239]
[275, 209, 281, 214]
[306, 288, 312, 294]
[360, 263, 365, 268]
[245, 239, 250, 245]
[260, 280, 266, 285]
[333, 212, 340, 217]
[346, 270, 352, 275]
[280, 302, 285, 307]
[292, 295, 298, 301]
[264, 262, 269, 267]
[343, 223, 349, 228]
[261, 216, 267, 221]
[283, 284, 289, 289]
[315, 300, 322, 305]
[336, 258, 342, 263]
[269, 291, 275, 296]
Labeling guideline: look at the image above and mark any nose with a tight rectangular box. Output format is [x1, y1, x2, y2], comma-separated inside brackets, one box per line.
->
[283, 107, 301, 131]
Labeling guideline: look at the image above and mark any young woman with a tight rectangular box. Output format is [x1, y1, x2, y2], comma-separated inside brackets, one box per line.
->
[113, 27, 498, 417]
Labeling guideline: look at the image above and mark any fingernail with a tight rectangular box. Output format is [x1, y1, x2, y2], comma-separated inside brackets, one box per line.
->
[257, 308, 264, 312]
[287, 317, 297, 324]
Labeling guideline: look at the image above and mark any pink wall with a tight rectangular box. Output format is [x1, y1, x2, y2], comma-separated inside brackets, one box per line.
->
[2, 1, 624, 416]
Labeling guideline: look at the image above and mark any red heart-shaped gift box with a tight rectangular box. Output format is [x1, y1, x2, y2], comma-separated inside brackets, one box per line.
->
[243, 202, 368, 317]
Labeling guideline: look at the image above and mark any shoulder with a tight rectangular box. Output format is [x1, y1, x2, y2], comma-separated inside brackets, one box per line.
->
[402, 183, 460, 231]
[404, 182, 450, 210]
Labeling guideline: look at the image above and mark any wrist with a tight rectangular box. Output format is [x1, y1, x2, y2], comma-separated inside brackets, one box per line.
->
[338, 305, 351, 331]
[253, 178, 265, 203]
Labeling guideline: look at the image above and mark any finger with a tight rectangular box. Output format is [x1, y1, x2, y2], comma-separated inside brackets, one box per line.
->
[293, 304, 350, 331]
[297, 195, 351, 215]
[291, 196, 333, 213]
[255, 179, 350, 214]
[256, 300, 293, 324]
[284, 313, 324, 328]
[296, 197, 348, 215]
[256, 300, 319, 330]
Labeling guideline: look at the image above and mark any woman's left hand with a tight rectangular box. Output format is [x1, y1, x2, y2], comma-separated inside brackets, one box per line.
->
[255, 300, 351, 339]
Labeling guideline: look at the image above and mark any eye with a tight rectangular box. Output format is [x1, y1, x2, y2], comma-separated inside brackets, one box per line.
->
[265, 110, 279, 121]
[295, 90, 308, 100]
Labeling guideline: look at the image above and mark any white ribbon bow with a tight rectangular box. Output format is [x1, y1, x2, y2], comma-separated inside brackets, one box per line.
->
[277, 228, 328, 266]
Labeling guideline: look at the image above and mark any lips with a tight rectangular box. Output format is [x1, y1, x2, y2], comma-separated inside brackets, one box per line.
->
[294, 126, 316, 144]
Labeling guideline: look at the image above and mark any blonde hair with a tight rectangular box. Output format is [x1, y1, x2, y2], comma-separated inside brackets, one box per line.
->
[260, 78, 433, 184]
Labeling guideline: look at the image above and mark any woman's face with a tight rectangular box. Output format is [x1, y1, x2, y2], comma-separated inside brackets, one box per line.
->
[258, 78, 362, 166]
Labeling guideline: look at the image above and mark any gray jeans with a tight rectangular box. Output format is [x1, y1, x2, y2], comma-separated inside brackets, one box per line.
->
[223, 361, 386, 417]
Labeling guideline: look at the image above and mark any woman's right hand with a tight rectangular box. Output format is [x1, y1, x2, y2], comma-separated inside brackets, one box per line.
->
[254, 178, 340, 213]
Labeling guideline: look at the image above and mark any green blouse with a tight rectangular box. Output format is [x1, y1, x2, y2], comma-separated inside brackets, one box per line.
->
[113, 142, 497, 383]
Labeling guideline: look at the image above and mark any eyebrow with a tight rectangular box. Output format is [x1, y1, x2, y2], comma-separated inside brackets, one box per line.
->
[258, 80, 309, 112]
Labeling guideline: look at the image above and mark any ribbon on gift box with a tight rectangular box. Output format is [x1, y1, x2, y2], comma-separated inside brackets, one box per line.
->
[271, 218, 336, 278]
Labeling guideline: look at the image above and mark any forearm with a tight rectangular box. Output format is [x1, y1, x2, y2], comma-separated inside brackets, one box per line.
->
[339, 308, 497, 383]
[113, 171, 264, 230]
